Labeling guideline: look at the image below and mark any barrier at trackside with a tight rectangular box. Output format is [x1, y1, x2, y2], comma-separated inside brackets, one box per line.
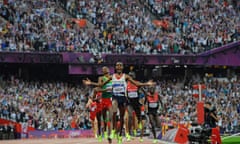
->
[160, 126, 189, 144]
[160, 121, 191, 137]
[28, 129, 94, 139]
[158, 121, 192, 143]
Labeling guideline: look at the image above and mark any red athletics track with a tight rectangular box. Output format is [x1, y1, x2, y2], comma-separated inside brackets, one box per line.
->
[1, 137, 173, 144]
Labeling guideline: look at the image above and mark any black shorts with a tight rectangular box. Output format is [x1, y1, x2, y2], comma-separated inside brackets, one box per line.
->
[148, 108, 158, 116]
[128, 98, 144, 120]
[112, 95, 128, 107]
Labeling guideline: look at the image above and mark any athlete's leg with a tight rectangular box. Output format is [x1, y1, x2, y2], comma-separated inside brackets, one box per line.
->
[132, 102, 145, 142]
[106, 98, 113, 138]
[124, 106, 128, 132]
[102, 98, 113, 143]
[111, 99, 118, 138]
[140, 106, 146, 141]
[125, 105, 132, 141]
[107, 106, 113, 143]
[149, 114, 157, 139]
[133, 111, 138, 136]
[118, 104, 125, 136]
[94, 117, 98, 138]
[102, 108, 107, 138]
[90, 113, 97, 138]
[129, 104, 138, 136]
[96, 111, 102, 142]
[117, 103, 126, 144]
[154, 113, 160, 129]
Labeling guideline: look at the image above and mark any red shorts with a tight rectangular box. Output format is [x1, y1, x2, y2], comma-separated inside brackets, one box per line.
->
[90, 111, 96, 121]
[102, 98, 112, 109]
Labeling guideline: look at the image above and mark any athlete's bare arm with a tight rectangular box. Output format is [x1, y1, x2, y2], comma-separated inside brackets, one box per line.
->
[82, 77, 102, 87]
[125, 74, 156, 87]
[86, 97, 93, 108]
[83, 75, 112, 87]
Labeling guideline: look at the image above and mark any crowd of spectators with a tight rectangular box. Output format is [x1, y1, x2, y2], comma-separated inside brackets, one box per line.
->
[157, 74, 240, 133]
[57, 0, 240, 54]
[0, 75, 92, 131]
[0, 0, 239, 54]
[0, 73, 240, 134]
[0, 0, 93, 52]
[143, 0, 240, 51]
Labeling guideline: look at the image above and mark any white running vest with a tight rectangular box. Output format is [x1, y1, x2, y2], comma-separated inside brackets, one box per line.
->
[112, 74, 127, 97]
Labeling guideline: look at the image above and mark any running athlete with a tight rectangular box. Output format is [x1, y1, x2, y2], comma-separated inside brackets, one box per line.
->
[111, 62, 155, 144]
[125, 73, 145, 142]
[145, 86, 163, 144]
[91, 87, 103, 142]
[83, 66, 113, 143]
[86, 96, 97, 138]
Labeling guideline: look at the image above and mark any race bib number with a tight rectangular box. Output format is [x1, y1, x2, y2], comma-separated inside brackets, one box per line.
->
[149, 102, 158, 108]
[105, 84, 112, 92]
[113, 87, 124, 93]
[128, 92, 138, 98]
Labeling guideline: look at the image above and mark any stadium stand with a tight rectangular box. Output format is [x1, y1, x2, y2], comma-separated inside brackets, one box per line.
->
[59, 0, 240, 54]
[0, 0, 239, 141]
[0, 0, 239, 53]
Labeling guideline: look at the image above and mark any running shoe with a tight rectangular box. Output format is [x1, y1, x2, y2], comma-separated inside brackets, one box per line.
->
[133, 129, 137, 137]
[110, 130, 116, 139]
[117, 136, 122, 144]
[104, 131, 108, 139]
[98, 135, 102, 142]
[138, 123, 143, 130]
[153, 139, 158, 144]
[126, 133, 131, 141]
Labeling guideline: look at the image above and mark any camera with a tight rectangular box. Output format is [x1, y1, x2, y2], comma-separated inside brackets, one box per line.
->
[188, 123, 212, 144]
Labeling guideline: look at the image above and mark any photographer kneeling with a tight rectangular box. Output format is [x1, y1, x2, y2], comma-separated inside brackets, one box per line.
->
[188, 101, 220, 144]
